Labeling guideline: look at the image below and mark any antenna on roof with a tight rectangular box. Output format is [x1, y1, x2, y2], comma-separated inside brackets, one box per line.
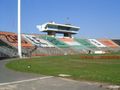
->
[48, 20, 56, 24]
[65, 17, 71, 25]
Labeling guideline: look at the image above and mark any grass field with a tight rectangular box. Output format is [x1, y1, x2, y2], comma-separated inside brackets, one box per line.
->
[6, 55, 120, 85]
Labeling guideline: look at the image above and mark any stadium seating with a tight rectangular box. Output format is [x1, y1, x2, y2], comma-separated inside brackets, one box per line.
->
[112, 39, 120, 46]
[41, 36, 80, 54]
[0, 32, 33, 48]
[75, 38, 96, 48]
[0, 51, 9, 59]
[1, 31, 120, 58]
[98, 39, 119, 48]
[59, 37, 80, 46]
[0, 39, 18, 57]
[22, 34, 67, 56]
[58, 37, 89, 53]
[0, 32, 35, 57]
[88, 39, 106, 47]
[32, 47, 64, 56]
[22, 34, 54, 47]
[41, 36, 69, 48]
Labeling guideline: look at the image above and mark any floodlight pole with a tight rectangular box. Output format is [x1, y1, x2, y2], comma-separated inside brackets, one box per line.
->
[18, 0, 22, 58]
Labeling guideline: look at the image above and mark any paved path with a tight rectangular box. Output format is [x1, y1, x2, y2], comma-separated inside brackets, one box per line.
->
[0, 76, 108, 90]
[0, 59, 108, 90]
[0, 59, 42, 83]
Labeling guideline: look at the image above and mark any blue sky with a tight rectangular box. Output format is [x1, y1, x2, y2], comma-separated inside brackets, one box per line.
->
[0, 0, 120, 38]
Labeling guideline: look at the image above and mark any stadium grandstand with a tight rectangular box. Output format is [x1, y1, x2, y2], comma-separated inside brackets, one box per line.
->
[0, 22, 120, 59]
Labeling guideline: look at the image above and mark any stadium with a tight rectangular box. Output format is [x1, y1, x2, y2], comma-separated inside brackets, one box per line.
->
[0, 22, 120, 87]
[0, 22, 120, 59]
[1, 0, 120, 89]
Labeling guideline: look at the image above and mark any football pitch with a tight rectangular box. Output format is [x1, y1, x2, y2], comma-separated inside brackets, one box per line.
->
[6, 54, 120, 85]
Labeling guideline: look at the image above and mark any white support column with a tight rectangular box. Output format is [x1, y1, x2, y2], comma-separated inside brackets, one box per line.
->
[18, 0, 22, 58]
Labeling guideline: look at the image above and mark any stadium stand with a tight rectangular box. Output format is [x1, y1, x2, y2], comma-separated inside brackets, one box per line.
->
[22, 34, 65, 56]
[75, 38, 96, 48]
[0, 31, 34, 57]
[88, 39, 109, 52]
[74, 38, 102, 53]
[0, 32, 33, 47]
[88, 39, 106, 47]
[41, 35, 68, 48]
[1, 31, 120, 58]
[58, 37, 89, 53]
[97, 39, 120, 52]
[59, 37, 80, 46]
[40, 35, 78, 54]
[0, 51, 8, 59]
[32, 47, 64, 56]
[98, 39, 119, 48]
[111, 39, 120, 52]
[112, 39, 120, 46]
[22, 34, 54, 47]
[0, 39, 18, 58]
[1, 22, 120, 58]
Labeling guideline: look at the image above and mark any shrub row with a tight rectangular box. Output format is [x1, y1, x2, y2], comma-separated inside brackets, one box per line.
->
[80, 55, 120, 59]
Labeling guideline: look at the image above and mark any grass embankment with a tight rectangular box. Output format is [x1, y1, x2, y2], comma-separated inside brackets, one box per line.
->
[6, 55, 120, 85]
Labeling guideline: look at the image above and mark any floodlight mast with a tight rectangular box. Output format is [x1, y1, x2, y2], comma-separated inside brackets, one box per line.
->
[18, 0, 22, 58]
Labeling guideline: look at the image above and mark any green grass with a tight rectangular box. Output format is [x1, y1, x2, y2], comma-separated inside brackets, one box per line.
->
[6, 55, 120, 85]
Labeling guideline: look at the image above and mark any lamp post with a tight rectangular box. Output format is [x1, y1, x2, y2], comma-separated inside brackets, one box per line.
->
[18, 0, 22, 58]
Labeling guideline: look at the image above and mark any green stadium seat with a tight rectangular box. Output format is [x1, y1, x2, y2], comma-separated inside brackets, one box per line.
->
[41, 36, 69, 48]
[75, 38, 96, 48]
